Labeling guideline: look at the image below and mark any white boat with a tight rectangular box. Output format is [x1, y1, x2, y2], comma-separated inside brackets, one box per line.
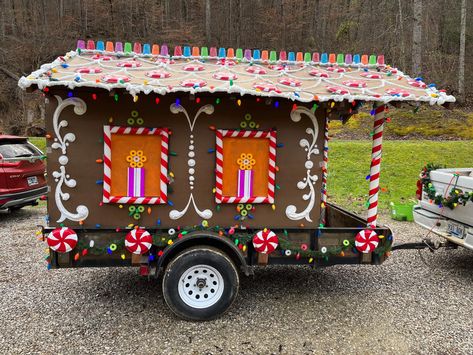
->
[414, 168, 473, 250]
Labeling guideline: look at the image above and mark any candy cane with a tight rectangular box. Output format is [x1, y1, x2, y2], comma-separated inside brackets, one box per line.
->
[367, 104, 386, 227]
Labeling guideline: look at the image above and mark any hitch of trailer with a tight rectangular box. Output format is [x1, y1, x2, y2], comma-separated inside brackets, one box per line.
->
[391, 238, 454, 252]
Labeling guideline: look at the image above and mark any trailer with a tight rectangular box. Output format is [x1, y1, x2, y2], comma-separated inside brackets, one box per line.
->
[19, 40, 455, 320]
[414, 166, 473, 250]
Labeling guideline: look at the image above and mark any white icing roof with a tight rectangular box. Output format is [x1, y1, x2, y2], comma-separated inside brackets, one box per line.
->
[18, 40, 455, 106]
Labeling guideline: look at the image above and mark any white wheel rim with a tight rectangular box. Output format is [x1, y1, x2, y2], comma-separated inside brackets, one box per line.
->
[178, 264, 225, 309]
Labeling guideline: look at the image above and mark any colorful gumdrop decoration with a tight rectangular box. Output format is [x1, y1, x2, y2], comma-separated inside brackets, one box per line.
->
[252, 229, 279, 254]
[355, 229, 380, 253]
[125, 229, 153, 255]
[47, 227, 78, 253]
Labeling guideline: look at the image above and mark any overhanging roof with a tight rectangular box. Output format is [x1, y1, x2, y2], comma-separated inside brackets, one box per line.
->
[18, 40, 455, 106]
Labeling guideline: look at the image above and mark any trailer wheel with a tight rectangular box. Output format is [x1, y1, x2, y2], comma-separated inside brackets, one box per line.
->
[162, 246, 239, 321]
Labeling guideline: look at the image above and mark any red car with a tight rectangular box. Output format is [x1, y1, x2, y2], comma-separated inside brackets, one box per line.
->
[0, 135, 47, 211]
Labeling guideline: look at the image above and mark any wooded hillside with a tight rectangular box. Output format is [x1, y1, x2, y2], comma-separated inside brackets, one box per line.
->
[0, 0, 470, 134]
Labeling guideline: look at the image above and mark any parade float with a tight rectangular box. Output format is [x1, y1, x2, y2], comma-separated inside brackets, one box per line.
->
[19, 39, 455, 320]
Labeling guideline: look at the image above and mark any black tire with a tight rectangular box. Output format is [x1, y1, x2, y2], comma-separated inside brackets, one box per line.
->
[162, 246, 239, 321]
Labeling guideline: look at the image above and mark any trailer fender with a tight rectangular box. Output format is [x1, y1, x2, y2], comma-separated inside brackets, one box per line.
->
[156, 231, 251, 277]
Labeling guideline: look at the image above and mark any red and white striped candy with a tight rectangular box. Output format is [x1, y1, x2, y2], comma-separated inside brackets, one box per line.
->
[101, 75, 130, 84]
[279, 77, 302, 87]
[213, 72, 238, 81]
[47, 227, 78, 253]
[268, 64, 285, 71]
[246, 66, 267, 75]
[145, 70, 171, 79]
[252, 229, 278, 254]
[408, 79, 427, 88]
[92, 54, 112, 61]
[309, 69, 329, 78]
[327, 67, 346, 73]
[360, 72, 382, 79]
[326, 86, 350, 95]
[217, 59, 236, 66]
[253, 82, 282, 93]
[116, 60, 142, 68]
[125, 229, 153, 255]
[355, 229, 380, 253]
[75, 67, 103, 74]
[181, 79, 207, 88]
[342, 80, 367, 88]
[386, 88, 411, 97]
[183, 64, 205, 71]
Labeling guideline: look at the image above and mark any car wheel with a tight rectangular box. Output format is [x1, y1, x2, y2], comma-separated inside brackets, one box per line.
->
[162, 246, 239, 321]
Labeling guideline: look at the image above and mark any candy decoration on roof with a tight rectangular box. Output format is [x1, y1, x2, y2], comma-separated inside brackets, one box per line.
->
[253, 83, 282, 93]
[386, 88, 411, 97]
[252, 229, 278, 254]
[183, 64, 205, 71]
[92, 54, 112, 61]
[213, 72, 238, 81]
[360, 72, 382, 79]
[218, 59, 236, 66]
[101, 75, 130, 84]
[268, 64, 285, 71]
[75, 67, 103, 74]
[408, 79, 427, 88]
[181, 79, 207, 88]
[326, 86, 350, 95]
[116, 60, 142, 68]
[246, 66, 267, 75]
[145, 70, 171, 79]
[327, 67, 346, 73]
[125, 228, 153, 255]
[309, 69, 329, 78]
[342, 80, 367, 88]
[47, 227, 78, 253]
[279, 78, 302, 87]
[355, 229, 380, 253]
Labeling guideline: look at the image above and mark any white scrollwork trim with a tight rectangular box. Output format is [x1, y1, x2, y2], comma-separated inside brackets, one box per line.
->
[169, 103, 214, 220]
[285, 107, 320, 222]
[51, 95, 89, 223]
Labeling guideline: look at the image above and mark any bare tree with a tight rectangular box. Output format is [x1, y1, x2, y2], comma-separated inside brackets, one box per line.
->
[412, 0, 422, 76]
[205, 0, 211, 44]
[458, 0, 467, 102]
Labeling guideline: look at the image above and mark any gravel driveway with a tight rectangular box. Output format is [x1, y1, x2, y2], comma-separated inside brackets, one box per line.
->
[1, 206, 472, 354]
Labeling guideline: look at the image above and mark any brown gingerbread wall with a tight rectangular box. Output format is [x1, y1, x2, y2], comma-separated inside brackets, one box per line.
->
[45, 89, 326, 229]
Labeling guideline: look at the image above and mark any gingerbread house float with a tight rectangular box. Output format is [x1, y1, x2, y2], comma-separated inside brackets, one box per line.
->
[19, 40, 455, 320]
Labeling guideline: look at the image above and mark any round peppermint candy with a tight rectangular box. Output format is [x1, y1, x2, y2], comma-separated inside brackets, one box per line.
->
[326, 86, 350, 95]
[116, 60, 142, 68]
[360, 72, 382, 79]
[252, 229, 278, 254]
[327, 67, 346, 73]
[145, 70, 171, 79]
[125, 229, 153, 255]
[75, 67, 103, 74]
[213, 72, 238, 81]
[408, 79, 427, 88]
[342, 80, 367, 88]
[246, 66, 267, 75]
[253, 83, 282, 93]
[183, 64, 205, 72]
[279, 77, 302, 87]
[386, 88, 411, 97]
[355, 229, 380, 253]
[309, 69, 329, 78]
[92, 54, 112, 61]
[268, 64, 286, 71]
[180, 79, 207, 88]
[217, 59, 236, 66]
[47, 227, 78, 253]
[101, 75, 130, 84]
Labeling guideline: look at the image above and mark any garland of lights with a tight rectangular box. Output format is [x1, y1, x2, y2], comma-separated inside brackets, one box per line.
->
[64, 224, 392, 264]
[420, 163, 473, 210]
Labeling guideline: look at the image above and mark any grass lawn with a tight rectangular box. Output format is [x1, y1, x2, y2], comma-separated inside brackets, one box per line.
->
[329, 140, 473, 212]
[28, 137, 473, 212]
